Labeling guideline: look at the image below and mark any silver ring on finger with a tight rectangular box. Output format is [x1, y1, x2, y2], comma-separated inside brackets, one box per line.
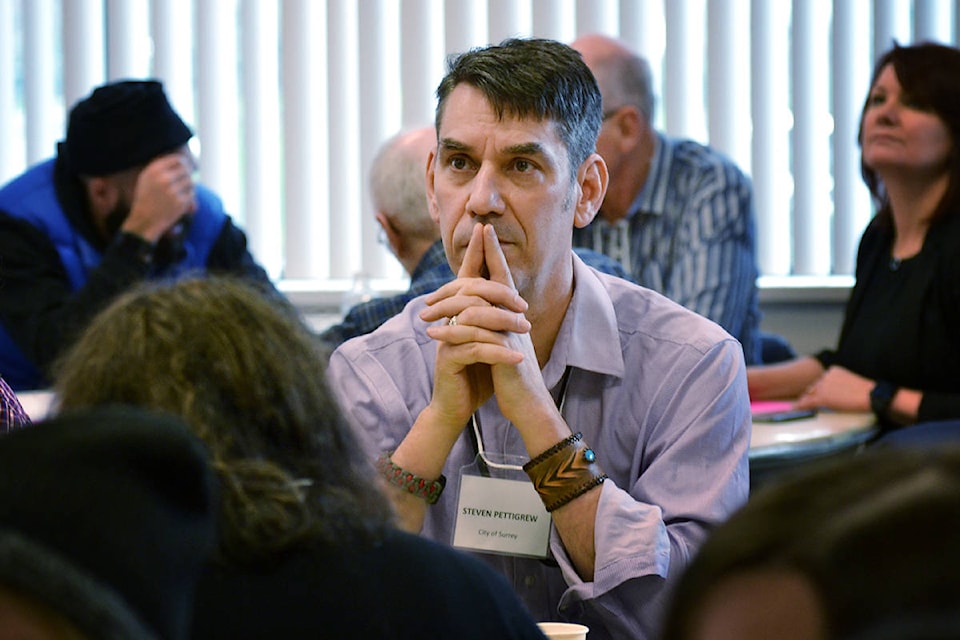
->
[447, 315, 458, 326]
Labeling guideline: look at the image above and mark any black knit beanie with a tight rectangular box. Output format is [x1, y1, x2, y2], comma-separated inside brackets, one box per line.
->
[0, 405, 219, 640]
[62, 80, 193, 176]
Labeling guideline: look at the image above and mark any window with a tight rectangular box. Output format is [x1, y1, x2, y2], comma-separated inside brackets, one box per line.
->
[1, 0, 956, 305]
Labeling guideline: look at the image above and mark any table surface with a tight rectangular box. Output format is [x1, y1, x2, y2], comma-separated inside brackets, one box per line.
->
[18, 389, 876, 463]
[750, 409, 878, 460]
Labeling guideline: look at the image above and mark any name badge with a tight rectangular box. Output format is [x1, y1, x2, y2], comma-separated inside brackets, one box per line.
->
[453, 454, 551, 558]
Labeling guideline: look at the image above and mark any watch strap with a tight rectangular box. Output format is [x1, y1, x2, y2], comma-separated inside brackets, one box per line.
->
[870, 380, 898, 419]
[112, 231, 156, 267]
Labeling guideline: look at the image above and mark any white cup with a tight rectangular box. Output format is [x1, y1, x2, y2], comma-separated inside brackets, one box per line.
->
[537, 622, 589, 640]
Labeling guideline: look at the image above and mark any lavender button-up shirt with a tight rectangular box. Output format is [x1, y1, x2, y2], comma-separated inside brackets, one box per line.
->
[327, 253, 751, 640]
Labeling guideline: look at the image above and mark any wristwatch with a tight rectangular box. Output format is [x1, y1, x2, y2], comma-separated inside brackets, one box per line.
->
[870, 380, 898, 419]
[113, 231, 156, 267]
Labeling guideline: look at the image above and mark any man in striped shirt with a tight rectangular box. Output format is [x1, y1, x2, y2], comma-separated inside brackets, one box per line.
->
[571, 34, 762, 365]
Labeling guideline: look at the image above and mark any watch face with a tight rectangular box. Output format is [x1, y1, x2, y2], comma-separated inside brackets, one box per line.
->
[154, 215, 193, 266]
[116, 232, 154, 265]
[874, 382, 896, 400]
[871, 382, 897, 416]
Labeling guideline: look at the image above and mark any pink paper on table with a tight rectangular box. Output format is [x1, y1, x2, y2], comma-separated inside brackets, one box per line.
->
[750, 400, 795, 415]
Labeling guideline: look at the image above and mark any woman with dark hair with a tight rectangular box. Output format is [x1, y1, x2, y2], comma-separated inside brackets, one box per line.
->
[52, 276, 546, 640]
[749, 42, 960, 431]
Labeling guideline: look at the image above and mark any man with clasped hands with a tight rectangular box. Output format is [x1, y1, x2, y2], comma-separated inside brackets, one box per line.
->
[326, 38, 750, 640]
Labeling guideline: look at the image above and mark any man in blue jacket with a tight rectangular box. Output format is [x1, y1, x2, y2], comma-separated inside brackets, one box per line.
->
[0, 80, 282, 390]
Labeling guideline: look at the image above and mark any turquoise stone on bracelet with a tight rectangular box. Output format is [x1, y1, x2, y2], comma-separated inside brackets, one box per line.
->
[584, 448, 596, 463]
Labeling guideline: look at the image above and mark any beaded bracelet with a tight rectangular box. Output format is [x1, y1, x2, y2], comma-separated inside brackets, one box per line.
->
[376, 452, 446, 505]
[523, 433, 607, 512]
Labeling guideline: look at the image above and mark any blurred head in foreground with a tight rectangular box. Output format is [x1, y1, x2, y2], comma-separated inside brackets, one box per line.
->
[0, 405, 217, 639]
[661, 448, 960, 640]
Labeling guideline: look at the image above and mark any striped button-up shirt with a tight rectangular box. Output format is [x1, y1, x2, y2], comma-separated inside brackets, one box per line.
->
[574, 132, 761, 364]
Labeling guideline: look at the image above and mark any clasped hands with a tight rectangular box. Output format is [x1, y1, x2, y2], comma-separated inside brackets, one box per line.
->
[420, 223, 555, 432]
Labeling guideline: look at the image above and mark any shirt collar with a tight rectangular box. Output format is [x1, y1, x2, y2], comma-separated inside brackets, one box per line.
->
[541, 252, 625, 388]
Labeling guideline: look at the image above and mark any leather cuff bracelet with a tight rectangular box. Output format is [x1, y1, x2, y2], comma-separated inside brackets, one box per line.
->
[376, 452, 446, 505]
[523, 433, 607, 512]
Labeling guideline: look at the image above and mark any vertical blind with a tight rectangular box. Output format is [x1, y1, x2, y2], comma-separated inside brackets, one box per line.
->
[0, 0, 957, 294]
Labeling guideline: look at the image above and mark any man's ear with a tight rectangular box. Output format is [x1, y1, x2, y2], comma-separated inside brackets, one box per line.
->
[84, 176, 118, 219]
[425, 150, 440, 223]
[375, 212, 401, 256]
[573, 153, 609, 229]
[610, 105, 646, 153]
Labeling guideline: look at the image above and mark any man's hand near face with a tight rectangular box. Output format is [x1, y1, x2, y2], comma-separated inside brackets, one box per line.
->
[385, 223, 532, 532]
[121, 152, 197, 243]
[419, 223, 600, 579]
[419, 223, 531, 432]
[421, 223, 565, 452]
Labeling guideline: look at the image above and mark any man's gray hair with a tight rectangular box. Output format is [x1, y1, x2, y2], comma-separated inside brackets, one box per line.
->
[368, 127, 438, 241]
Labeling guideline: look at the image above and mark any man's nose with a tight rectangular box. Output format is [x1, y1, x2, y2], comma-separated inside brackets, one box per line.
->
[466, 165, 506, 217]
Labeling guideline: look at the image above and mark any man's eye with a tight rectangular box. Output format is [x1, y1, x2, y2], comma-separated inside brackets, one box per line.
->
[450, 157, 469, 170]
[514, 159, 532, 172]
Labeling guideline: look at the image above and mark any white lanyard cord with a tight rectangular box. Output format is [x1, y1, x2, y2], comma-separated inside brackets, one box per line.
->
[470, 366, 572, 472]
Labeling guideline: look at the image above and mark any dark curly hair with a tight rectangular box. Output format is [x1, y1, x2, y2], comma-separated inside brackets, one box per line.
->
[53, 276, 395, 565]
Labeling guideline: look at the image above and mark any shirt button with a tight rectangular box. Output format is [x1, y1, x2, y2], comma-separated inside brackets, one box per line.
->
[524, 575, 537, 588]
